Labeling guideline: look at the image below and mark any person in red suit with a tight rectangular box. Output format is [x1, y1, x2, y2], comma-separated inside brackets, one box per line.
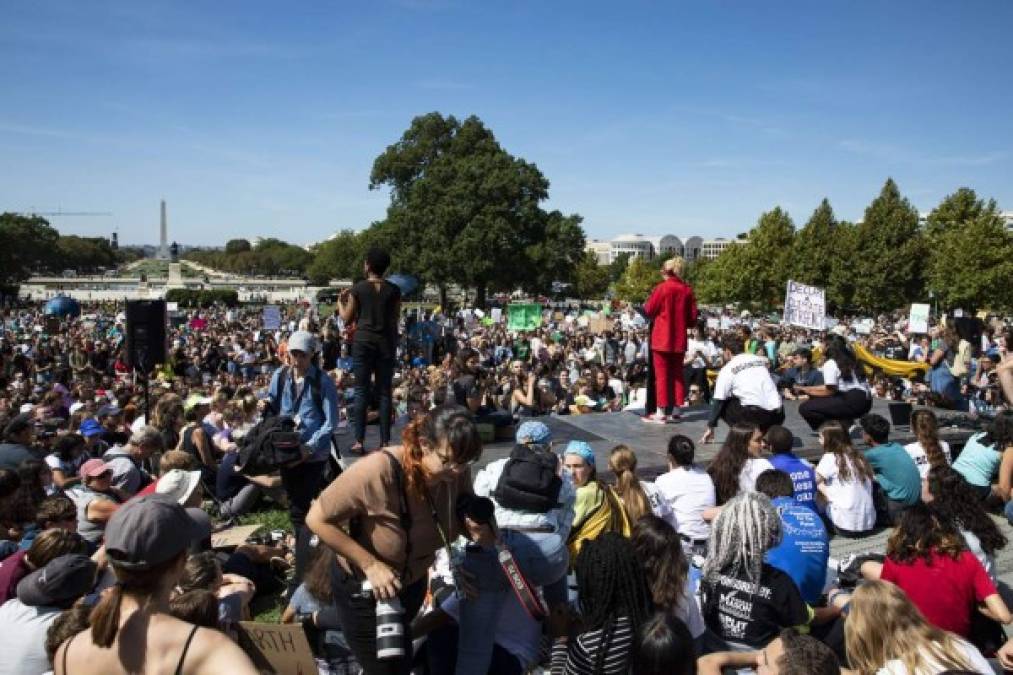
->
[642, 257, 698, 423]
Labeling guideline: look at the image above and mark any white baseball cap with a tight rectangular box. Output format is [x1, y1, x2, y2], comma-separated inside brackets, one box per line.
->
[155, 470, 203, 506]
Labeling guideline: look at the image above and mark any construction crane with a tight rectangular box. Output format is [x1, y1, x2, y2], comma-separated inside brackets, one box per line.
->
[16, 209, 113, 217]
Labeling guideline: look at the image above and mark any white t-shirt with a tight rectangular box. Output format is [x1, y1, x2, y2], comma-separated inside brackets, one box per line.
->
[440, 589, 541, 669]
[686, 338, 717, 369]
[0, 598, 59, 675]
[821, 359, 871, 396]
[739, 457, 776, 494]
[712, 353, 782, 411]
[654, 466, 716, 541]
[903, 440, 952, 479]
[641, 481, 679, 531]
[875, 638, 991, 674]
[815, 453, 876, 532]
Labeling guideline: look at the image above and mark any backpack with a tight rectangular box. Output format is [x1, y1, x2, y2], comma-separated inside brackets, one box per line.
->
[236, 414, 303, 476]
[493, 443, 562, 513]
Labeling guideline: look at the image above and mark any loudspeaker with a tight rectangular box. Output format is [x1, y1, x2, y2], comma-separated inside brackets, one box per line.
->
[125, 300, 167, 372]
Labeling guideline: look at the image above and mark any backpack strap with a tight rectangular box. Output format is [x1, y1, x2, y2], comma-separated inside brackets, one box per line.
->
[381, 450, 412, 580]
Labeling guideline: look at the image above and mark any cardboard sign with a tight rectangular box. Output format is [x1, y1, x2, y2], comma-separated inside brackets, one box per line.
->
[908, 303, 930, 334]
[783, 280, 826, 331]
[239, 621, 317, 675]
[210, 524, 263, 549]
[588, 316, 610, 334]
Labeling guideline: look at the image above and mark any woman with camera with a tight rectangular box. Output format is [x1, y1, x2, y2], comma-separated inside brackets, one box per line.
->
[306, 406, 482, 675]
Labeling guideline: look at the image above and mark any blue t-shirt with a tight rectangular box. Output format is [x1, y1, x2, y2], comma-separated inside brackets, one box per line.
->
[765, 497, 829, 604]
[864, 442, 921, 505]
[768, 453, 817, 511]
[953, 433, 1002, 489]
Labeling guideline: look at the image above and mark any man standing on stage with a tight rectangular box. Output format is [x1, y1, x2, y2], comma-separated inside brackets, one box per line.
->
[643, 256, 698, 424]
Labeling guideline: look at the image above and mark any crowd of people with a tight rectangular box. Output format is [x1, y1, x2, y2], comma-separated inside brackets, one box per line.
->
[1, 249, 1013, 674]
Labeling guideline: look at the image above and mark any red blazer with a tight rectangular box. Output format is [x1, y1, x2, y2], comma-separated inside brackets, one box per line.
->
[643, 276, 698, 353]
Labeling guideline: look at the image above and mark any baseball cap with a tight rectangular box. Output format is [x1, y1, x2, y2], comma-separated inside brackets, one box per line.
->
[96, 404, 121, 419]
[287, 330, 317, 355]
[78, 418, 103, 437]
[79, 458, 112, 480]
[3, 413, 34, 438]
[156, 469, 203, 506]
[516, 420, 552, 445]
[184, 393, 212, 412]
[104, 494, 211, 571]
[17, 554, 97, 608]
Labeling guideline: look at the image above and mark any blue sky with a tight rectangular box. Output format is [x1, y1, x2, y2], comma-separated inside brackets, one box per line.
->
[1, 1, 1011, 246]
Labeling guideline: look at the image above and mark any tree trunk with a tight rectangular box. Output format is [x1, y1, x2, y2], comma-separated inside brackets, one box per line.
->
[439, 285, 448, 311]
[475, 283, 487, 309]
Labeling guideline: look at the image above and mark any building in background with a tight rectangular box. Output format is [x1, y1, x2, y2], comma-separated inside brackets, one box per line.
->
[585, 233, 738, 264]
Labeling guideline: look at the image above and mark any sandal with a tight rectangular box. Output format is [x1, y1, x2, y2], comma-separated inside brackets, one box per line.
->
[348, 441, 365, 455]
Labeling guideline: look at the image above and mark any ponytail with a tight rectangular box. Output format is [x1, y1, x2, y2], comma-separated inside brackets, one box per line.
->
[89, 583, 123, 648]
[609, 446, 651, 523]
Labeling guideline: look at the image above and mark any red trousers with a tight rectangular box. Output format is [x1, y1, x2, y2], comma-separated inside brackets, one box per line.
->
[652, 350, 685, 410]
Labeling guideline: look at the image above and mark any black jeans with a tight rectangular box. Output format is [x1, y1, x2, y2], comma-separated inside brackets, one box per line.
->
[352, 340, 395, 446]
[721, 396, 785, 432]
[424, 622, 524, 675]
[798, 389, 872, 431]
[331, 568, 427, 675]
[280, 459, 325, 592]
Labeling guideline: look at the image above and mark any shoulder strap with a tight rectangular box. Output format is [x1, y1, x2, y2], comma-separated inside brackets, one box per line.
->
[382, 450, 412, 579]
[175, 625, 200, 675]
[309, 366, 324, 417]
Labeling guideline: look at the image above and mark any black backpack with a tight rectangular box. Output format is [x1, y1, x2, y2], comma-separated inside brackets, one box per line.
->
[493, 443, 562, 513]
[236, 414, 302, 476]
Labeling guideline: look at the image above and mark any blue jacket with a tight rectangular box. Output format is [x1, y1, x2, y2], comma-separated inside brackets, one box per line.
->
[268, 364, 339, 463]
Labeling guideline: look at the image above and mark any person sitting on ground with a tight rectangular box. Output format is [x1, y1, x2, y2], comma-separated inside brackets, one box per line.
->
[779, 347, 824, 402]
[700, 492, 810, 653]
[843, 580, 993, 674]
[797, 335, 873, 431]
[951, 410, 1013, 503]
[0, 553, 97, 675]
[0, 529, 87, 604]
[630, 515, 705, 645]
[43, 606, 91, 673]
[923, 465, 1007, 584]
[654, 435, 715, 558]
[101, 426, 163, 497]
[754, 470, 829, 606]
[45, 434, 86, 492]
[859, 502, 1011, 643]
[176, 551, 255, 640]
[54, 494, 258, 675]
[814, 420, 876, 537]
[563, 441, 631, 563]
[630, 612, 697, 675]
[706, 423, 774, 507]
[859, 414, 921, 526]
[609, 445, 677, 528]
[903, 409, 951, 480]
[697, 627, 840, 675]
[18, 495, 78, 551]
[168, 589, 221, 632]
[700, 335, 784, 444]
[0, 413, 38, 471]
[69, 459, 122, 549]
[764, 425, 816, 511]
[134, 449, 198, 498]
[215, 439, 284, 519]
[549, 533, 652, 674]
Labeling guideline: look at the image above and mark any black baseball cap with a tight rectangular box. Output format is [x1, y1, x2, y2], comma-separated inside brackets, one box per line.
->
[17, 554, 97, 608]
[104, 494, 211, 571]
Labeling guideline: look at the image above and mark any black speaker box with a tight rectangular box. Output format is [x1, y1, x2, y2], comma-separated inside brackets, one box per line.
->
[125, 300, 167, 371]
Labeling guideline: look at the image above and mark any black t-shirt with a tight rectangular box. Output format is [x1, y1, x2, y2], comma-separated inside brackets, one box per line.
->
[452, 375, 478, 407]
[701, 563, 810, 648]
[321, 338, 340, 371]
[350, 280, 401, 354]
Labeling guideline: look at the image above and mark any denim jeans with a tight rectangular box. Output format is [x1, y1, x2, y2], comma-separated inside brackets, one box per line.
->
[351, 341, 394, 446]
[1004, 500, 1013, 527]
[455, 530, 568, 675]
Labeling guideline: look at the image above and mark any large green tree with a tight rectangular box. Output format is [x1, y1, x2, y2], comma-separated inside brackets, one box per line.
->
[792, 199, 838, 289]
[307, 229, 365, 285]
[0, 213, 60, 284]
[55, 235, 118, 273]
[850, 179, 925, 311]
[367, 112, 584, 306]
[925, 190, 1013, 312]
[614, 256, 660, 303]
[571, 250, 611, 300]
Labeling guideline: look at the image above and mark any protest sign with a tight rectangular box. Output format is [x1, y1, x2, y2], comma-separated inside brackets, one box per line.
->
[783, 281, 826, 331]
[262, 306, 281, 331]
[720, 316, 733, 330]
[588, 316, 610, 334]
[211, 524, 263, 549]
[507, 304, 542, 331]
[166, 302, 179, 312]
[706, 317, 720, 330]
[908, 303, 930, 334]
[854, 318, 874, 335]
[490, 308, 503, 324]
[239, 622, 317, 675]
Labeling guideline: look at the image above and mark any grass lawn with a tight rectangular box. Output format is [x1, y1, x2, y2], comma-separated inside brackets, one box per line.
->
[236, 505, 292, 622]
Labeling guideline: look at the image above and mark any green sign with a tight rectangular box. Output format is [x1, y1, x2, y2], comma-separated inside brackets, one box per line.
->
[507, 303, 543, 331]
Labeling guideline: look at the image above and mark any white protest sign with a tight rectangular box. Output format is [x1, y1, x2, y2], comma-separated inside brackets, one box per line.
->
[706, 317, 720, 330]
[262, 305, 281, 331]
[239, 622, 317, 675]
[166, 302, 178, 312]
[720, 316, 733, 330]
[783, 280, 826, 331]
[908, 303, 930, 334]
[490, 308, 502, 323]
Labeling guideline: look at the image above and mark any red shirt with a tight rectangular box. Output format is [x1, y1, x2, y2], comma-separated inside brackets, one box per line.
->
[0, 549, 30, 604]
[135, 480, 159, 498]
[643, 276, 698, 353]
[881, 549, 996, 637]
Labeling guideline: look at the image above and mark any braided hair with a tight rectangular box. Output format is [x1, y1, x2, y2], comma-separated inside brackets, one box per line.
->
[575, 532, 652, 674]
[702, 492, 782, 595]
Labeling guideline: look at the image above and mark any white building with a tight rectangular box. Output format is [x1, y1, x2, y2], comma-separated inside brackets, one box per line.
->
[585, 240, 612, 265]
[701, 238, 741, 260]
[584, 233, 734, 264]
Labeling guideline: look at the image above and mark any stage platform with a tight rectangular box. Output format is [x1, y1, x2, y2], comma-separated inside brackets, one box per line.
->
[336, 398, 981, 479]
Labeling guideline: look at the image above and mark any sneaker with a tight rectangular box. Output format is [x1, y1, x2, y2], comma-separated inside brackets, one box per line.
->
[643, 412, 669, 424]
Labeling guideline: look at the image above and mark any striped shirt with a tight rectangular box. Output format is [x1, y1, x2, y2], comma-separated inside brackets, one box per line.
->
[550, 616, 634, 674]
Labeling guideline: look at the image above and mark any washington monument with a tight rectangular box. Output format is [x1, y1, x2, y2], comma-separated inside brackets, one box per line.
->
[157, 199, 169, 260]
